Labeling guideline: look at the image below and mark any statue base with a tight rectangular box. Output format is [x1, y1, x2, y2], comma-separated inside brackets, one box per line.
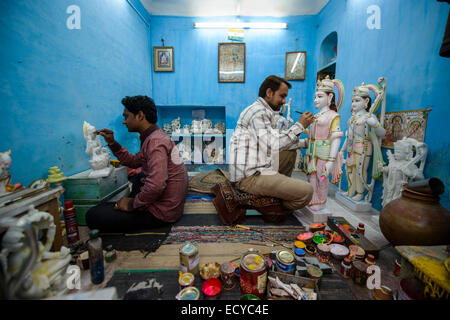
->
[296, 205, 331, 223]
[335, 191, 372, 213]
[88, 166, 113, 179]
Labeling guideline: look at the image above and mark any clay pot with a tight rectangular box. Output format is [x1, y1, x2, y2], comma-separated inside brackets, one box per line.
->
[379, 181, 450, 246]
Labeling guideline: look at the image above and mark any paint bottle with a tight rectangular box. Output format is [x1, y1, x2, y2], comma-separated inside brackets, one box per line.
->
[63, 200, 80, 245]
[88, 229, 104, 285]
[340, 258, 352, 278]
[356, 223, 365, 235]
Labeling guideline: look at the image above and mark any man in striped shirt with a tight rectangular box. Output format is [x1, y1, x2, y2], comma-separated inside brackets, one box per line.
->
[229, 75, 315, 212]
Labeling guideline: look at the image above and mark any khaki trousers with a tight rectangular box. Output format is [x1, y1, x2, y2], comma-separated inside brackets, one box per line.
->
[236, 150, 314, 211]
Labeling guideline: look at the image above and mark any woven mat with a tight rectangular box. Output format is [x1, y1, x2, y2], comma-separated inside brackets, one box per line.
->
[163, 225, 305, 245]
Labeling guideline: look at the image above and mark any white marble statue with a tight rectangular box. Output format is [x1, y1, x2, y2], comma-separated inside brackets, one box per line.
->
[0, 150, 12, 196]
[0, 205, 72, 299]
[171, 117, 181, 134]
[177, 140, 192, 163]
[201, 119, 213, 133]
[339, 78, 387, 203]
[192, 120, 202, 134]
[83, 121, 113, 178]
[379, 137, 427, 207]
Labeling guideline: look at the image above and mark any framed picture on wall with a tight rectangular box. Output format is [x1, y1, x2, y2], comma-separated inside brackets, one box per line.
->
[218, 43, 245, 83]
[153, 46, 174, 72]
[285, 51, 306, 81]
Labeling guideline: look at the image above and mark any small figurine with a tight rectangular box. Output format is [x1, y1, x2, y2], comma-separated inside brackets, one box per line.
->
[379, 137, 427, 207]
[176, 140, 192, 163]
[83, 121, 113, 178]
[163, 123, 172, 134]
[171, 117, 181, 134]
[192, 120, 202, 134]
[0, 150, 12, 195]
[201, 119, 213, 133]
[183, 124, 191, 134]
[214, 122, 226, 134]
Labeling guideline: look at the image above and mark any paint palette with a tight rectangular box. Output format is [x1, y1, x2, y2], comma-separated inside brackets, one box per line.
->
[327, 217, 380, 259]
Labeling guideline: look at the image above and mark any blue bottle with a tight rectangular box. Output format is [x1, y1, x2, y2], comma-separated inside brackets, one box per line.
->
[88, 229, 104, 284]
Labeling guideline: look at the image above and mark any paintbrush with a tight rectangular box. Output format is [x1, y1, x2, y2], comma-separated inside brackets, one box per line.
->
[235, 225, 292, 249]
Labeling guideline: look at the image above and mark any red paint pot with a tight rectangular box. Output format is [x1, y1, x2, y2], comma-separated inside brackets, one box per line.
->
[297, 232, 314, 244]
[398, 278, 426, 300]
[202, 278, 222, 300]
[239, 250, 267, 299]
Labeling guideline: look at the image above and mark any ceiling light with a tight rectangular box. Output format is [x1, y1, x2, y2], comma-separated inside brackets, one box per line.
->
[193, 22, 287, 29]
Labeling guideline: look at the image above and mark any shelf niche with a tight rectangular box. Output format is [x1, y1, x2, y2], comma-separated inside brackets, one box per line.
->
[317, 31, 338, 80]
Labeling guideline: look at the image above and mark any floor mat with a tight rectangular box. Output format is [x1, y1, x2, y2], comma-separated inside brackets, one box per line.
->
[163, 225, 306, 245]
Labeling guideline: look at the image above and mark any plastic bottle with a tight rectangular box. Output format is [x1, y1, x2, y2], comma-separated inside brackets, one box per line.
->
[88, 229, 104, 284]
[63, 200, 80, 245]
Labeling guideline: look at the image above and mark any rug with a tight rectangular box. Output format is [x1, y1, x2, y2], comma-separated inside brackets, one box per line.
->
[188, 169, 230, 194]
[163, 225, 305, 245]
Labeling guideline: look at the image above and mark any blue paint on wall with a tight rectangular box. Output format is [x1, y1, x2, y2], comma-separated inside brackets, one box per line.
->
[0, 0, 153, 186]
[315, 0, 450, 210]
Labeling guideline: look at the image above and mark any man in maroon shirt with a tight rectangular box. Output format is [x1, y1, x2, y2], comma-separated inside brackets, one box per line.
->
[86, 95, 188, 232]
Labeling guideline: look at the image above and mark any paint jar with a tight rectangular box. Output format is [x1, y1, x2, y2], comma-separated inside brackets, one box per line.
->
[294, 248, 306, 259]
[351, 261, 368, 286]
[393, 259, 402, 276]
[275, 250, 296, 274]
[316, 244, 331, 263]
[340, 258, 352, 278]
[356, 223, 365, 235]
[202, 278, 222, 300]
[294, 241, 306, 249]
[220, 262, 236, 290]
[349, 245, 365, 261]
[176, 287, 200, 300]
[87, 229, 104, 285]
[365, 254, 375, 266]
[178, 272, 195, 290]
[179, 242, 199, 275]
[63, 200, 80, 245]
[239, 250, 267, 299]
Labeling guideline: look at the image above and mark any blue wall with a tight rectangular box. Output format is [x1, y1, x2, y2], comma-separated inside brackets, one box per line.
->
[315, 0, 450, 210]
[0, 0, 153, 186]
[149, 15, 318, 130]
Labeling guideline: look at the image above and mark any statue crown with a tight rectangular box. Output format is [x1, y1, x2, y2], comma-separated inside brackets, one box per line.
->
[353, 82, 370, 97]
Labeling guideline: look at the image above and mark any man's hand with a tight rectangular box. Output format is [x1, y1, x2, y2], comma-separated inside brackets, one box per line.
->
[114, 197, 134, 212]
[297, 111, 315, 129]
[95, 129, 115, 145]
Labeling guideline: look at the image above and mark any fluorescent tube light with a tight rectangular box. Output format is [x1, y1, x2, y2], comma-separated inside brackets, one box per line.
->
[193, 22, 287, 29]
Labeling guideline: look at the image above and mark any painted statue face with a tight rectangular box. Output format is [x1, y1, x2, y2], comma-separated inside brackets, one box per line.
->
[314, 91, 331, 109]
[352, 96, 367, 112]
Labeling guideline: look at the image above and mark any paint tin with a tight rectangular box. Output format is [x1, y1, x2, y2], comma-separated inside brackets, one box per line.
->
[330, 244, 349, 261]
[316, 243, 331, 263]
[220, 262, 236, 290]
[340, 258, 352, 278]
[179, 242, 199, 275]
[275, 250, 296, 274]
[297, 232, 314, 244]
[294, 248, 306, 258]
[239, 250, 268, 299]
[202, 278, 222, 300]
[351, 261, 368, 286]
[178, 272, 195, 290]
[349, 245, 365, 261]
[294, 241, 306, 249]
[176, 287, 200, 300]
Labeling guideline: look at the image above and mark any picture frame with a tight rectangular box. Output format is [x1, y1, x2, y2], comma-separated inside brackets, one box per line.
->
[218, 42, 245, 83]
[380, 108, 430, 149]
[153, 46, 174, 72]
[285, 51, 306, 81]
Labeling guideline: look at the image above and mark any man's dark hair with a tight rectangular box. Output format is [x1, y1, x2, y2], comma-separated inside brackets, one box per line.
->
[258, 75, 292, 98]
[121, 95, 157, 123]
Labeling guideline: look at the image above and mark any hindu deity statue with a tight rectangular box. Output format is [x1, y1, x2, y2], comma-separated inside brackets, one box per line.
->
[83, 121, 113, 178]
[339, 78, 387, 203]
[304, 76, 345, 211]
[379, 137, 427, 207]
[0, 205, 72, 299]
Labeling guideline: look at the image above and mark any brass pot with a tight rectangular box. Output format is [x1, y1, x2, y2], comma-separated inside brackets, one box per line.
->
[379, 183, 450, 246]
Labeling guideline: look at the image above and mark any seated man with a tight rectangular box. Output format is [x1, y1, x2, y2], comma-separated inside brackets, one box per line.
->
[229, 75, 315, 213]
[86, 95, 188, 232]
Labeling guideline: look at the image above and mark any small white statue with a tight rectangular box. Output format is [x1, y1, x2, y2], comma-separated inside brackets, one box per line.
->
[379, 137, 428, 207]
[192, 120, 202, 134]
[214, 122, 226, 134]
[163, 123, 172, 133]
[171, 117, 181, 134]
[201, 119, 213, 133]
[183, 125, 191, 134]
[177, 140, 192, 162]
[83, 121, 113, 178]
[0, 205, 72, 299]
[0, 150, 12, 195]
[203, 142, 215, 164]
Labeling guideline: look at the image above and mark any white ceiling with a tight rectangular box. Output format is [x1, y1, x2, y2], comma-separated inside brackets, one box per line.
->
[140, 0, 329, 17]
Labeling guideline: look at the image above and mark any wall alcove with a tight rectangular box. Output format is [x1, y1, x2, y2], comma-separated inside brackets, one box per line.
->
[317, 31, 338, 81]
